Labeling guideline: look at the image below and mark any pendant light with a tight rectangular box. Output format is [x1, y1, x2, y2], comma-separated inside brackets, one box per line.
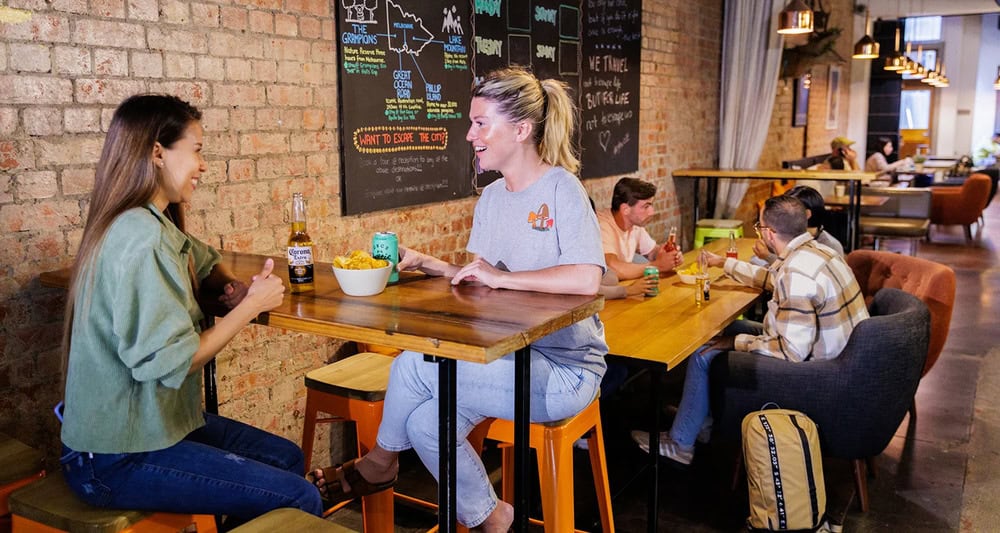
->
[936, 65, 949, 88]
[778, 0, 814, 35]
[899, 42, 916, 75]
[884, 27, 906, 71]
[911, 45, 927, 79]
[994, 66, 1000, 90]
[852, 9, 879, 59]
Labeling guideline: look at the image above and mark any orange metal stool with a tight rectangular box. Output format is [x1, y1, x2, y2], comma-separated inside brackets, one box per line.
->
[1, 433, 46, 521]
[484, 399, 614, 533]
[9, 471, 217, 533]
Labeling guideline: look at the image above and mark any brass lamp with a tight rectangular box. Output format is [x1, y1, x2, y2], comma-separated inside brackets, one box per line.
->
[884, 27, 906, 70]
[910, 45, 927, 79]
[778, 0, 814, 35]
[899, 42, 916, 74]
[852, 9, 879, 59]
[994, 66, 1000, 90]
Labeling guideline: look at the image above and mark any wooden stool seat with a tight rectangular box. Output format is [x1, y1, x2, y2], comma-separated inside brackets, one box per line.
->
[9, 472, 217, 533]
[229, 508, 355, 532]
[485, 398, 614, 533]
[1, 433, 46, 517]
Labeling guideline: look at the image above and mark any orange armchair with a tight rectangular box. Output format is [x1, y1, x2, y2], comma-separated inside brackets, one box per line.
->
[930, 173, 991, 242]
[846, 250, 955, 378]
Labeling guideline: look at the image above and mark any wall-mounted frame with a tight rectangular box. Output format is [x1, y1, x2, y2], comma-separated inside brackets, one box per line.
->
[826, 64, 841, 130]
[792, 74, 810, 127]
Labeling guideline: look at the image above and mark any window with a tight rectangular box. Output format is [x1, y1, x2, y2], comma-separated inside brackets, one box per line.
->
[904, 16, 942, 42]
[900, 90, 931, 130]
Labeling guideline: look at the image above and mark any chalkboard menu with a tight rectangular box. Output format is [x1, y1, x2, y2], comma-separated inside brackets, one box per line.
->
[336, 1, 474, 215]
[579, 0, 641, 179]
[472, 0, 582, 189]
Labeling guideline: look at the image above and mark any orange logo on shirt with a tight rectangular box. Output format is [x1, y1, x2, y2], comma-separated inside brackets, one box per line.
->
[527, 203, 554, 231]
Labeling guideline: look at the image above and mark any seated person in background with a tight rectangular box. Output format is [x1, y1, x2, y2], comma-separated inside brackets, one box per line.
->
[865, 136, 913, 178]
[754, 185, 843, 263]
[974, 132, 1000, 167]
[589, 197, 658, 299]
[631, 195, 869, 465]
[820, 136, 860, 171]
[597, 177, 683, 281]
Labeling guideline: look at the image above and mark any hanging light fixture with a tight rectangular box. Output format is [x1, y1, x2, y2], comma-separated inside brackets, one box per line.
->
[852, 9, 879, 59]
[994, 66, 1000, 90]
[778, 0, 814, 34]
[899, 42, 916, 75]
[936, 65, 950, 88]
[911, 45, 927, 79]
[884, 26, 906, 71]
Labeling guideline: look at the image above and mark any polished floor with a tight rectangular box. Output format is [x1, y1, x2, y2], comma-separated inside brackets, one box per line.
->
[324, 200, 1000, 532]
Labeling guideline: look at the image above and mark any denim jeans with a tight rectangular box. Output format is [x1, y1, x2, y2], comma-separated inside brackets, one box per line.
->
[377, 350, 601, 527]
[61, 413, 321, 531]
[670, 320, 763, 447]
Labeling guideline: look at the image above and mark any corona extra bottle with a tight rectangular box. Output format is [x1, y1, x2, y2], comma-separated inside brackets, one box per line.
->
[287, 193, 314, 293]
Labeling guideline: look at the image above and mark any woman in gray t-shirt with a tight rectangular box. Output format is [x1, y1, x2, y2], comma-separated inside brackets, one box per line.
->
[311, 67, 608, 531]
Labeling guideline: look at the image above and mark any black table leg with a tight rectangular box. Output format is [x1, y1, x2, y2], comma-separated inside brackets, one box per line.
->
[514, 346, 531, 532]
[849, 180, 861, 251]
[436, 356, 458, 532]
[647, 367, 663, 532]
[203, 316, 218, 415]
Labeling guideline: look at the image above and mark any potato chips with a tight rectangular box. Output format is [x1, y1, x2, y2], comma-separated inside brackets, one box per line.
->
[333, 250, 390, 270]
[677, 262, 703, 276]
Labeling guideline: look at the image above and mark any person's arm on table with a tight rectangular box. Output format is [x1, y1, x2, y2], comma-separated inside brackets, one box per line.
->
[452, 260, 601, 295]
[396, 245, 462, 278]
[701, 250, 773, 291]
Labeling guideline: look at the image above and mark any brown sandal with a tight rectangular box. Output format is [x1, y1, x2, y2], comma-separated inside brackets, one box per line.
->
[311, 459, 397, 506]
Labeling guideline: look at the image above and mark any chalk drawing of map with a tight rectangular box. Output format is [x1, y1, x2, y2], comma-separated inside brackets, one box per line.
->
[386, 0, 433, 55]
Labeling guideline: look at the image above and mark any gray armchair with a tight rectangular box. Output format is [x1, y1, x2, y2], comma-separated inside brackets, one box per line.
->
[709, 288, 929, 512]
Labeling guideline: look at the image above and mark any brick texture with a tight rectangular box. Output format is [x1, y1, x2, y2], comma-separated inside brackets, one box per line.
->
[3, 0, 862, 478]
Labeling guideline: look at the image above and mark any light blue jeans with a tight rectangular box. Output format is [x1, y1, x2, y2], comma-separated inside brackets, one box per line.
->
[670, 320, 763, 447]
[377, 350, 601, 527]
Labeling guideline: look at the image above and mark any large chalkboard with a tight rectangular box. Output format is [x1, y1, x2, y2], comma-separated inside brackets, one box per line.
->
[471, 0, 582, 189]
[579, 0, 641, 178]
[336, 1, 474, 215]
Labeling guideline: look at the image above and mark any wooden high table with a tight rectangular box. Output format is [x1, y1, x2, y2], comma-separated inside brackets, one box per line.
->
[41, 251, 604, 533]
[672, 168, 876, 251]
[600, 238, 763, 531]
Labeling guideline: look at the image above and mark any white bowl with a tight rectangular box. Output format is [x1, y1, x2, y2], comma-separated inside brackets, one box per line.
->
[678, 273, 697, 285]
[331, 264, 393, 296]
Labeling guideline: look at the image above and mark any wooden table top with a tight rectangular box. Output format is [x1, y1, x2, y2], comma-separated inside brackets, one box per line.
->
[824, 194, 890, 207]
[600, 238, 762, 369]
[673, 168, 876, 182]
[40, 252, 604, 364]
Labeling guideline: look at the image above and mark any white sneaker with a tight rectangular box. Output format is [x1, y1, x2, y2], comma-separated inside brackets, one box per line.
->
[630, 430, 694, 465]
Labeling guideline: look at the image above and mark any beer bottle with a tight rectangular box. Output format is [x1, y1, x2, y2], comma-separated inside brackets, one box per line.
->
[287, 192, 314, 293]
[726, 230, 738, 259]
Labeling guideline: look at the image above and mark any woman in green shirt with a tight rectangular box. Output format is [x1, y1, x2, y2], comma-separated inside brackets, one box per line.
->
[59, 94, 321, 530]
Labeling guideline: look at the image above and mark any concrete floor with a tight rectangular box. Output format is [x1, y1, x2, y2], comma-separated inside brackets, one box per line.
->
[324, 199, 1000, 532]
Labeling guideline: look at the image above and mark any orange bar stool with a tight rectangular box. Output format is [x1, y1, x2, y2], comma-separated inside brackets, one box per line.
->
[302, 351, 397, 532]
[9, 471, 217, 533]
[484, 398, 614, 533]
[230, 507, 354, 532]
[1, 432, 46, 523]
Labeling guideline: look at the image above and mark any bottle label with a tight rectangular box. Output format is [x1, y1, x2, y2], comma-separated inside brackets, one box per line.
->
[287, 245, 314, 283]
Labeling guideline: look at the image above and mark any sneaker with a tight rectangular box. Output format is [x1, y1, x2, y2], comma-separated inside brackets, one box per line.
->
[630, 430, 694, 465]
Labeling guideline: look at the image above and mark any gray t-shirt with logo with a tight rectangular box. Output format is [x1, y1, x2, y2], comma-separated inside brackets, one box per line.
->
[467, 166, 608, 377]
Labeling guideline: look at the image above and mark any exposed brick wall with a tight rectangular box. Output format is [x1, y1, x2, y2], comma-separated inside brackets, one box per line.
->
[0, 0, 722, 468]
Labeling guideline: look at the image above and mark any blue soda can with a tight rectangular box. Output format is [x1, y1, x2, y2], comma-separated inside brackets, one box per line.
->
[372, 231, 399, 283]
[643, 266, 659, 296]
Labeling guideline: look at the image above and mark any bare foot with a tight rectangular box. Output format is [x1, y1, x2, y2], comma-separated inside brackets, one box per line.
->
[478, 500, 513, 533]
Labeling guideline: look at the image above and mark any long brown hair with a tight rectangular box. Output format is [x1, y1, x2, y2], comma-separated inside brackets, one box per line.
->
[472, 67, 580, 174]
[61, 94, 202, 383]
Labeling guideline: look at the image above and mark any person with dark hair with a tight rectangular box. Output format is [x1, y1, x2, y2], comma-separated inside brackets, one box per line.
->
[59, 94, 320, 530]
[310, 67, 608, 532]
[865, 136, 912, 178]
[974, 132, 1000, 167]
[597, 177, 683, 281]
[820, 136, 860, 170]
[631, 195, 868, 465]
[753, 185, 843, 262]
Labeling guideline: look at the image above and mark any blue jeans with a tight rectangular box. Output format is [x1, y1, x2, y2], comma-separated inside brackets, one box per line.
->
[670, 320, 763, 447]
[377, 350, 601, 527]
[61, 413, 321, 531]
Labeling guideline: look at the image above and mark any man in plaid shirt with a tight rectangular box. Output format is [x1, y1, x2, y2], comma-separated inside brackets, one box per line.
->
[632, 195, 869, 465]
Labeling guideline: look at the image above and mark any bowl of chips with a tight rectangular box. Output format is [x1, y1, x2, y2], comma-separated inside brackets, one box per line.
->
[676, 262, 703, 285]
[331, 250, 393, 296]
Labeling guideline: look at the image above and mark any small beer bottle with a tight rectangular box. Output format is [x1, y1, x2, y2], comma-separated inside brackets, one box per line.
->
[287, 192, 314, 293]
[666, 226, 678, 252]
[726, 230, 738, 259]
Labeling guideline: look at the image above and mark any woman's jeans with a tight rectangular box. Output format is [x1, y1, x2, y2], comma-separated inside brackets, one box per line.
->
[61, 413, 321, 531]
[377, 350, 602, 528]
[670, 320, 763, 447]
